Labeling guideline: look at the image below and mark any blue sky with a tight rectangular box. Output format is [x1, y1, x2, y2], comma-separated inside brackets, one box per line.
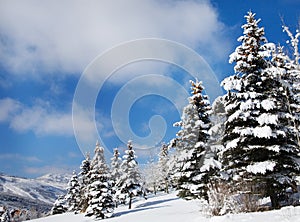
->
[0, 0, 299, 178]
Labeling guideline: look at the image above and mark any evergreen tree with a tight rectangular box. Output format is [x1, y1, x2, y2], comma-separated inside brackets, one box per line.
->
[221, 11, 300, 209]
[51, 195, 68, 215]
[280, 26, 300, 146]
[271, 45, 300, 147]
[65, 171, 81, 212]
[197, 97, 224, 202]
[118, 140, 145, 209]
[158, 143, 170, 193]
[110, 148, 122, 186]
[85, 141, 114, 219]
[175, 79, 212, 200]
[78, 153, 91, 212]
[110, 148, 122, 207]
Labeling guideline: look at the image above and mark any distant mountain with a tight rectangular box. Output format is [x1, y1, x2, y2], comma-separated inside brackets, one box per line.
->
[0, 173, 70, 215]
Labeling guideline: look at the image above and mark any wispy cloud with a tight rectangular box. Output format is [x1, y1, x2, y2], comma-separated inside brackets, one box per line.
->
[23, 165, 75, 176]
[0, 98, 21, 122]
[0, 97, 103, 138]
[0, 153, 41, 163]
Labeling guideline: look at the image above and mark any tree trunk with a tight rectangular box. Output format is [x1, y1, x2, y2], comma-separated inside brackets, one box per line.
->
[128, 193, 133, 209]
[267, 181, 280, 209]
[165, 180, 169, 194]
[270, 193, 280, 209]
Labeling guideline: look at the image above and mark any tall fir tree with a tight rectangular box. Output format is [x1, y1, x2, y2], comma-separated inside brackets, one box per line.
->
[158, 143, 170, 193]
[118, 140, 144, 209]
[174, 79, 211, 200]
[85, 141, 114, 219]
[280, 26, 300, 146]
[271, 45, 300, 148]
[78, 153, 91, 212]
[221, 11, 300, 209]
[65, 171, 81, 212]
[110, 148, 122, 207]
[110, 148, 122, 186]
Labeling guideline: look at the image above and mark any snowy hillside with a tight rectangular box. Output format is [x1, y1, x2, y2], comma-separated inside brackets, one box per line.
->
[29, 192, 300, 222]
[0, 173, 69, 213]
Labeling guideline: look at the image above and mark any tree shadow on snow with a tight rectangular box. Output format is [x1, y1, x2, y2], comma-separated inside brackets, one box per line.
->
[135, 197, 178, 209]
[114, 197, 178, 217]
[114, 206, 165, 217]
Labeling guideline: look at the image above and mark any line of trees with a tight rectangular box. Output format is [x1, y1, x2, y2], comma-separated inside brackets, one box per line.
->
[142, 11, 300, 216]
[51, 140, 146, 220]
[164, 11, 300, 215]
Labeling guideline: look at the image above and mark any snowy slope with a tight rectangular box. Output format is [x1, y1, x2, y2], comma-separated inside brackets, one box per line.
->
[29, 192, 300, 222]
[0, 173, 69, 212]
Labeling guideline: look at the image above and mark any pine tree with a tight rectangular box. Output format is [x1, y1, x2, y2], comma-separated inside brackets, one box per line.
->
[271, 45, 300, 147]
[158, 143, 170, 193]
[175, 79, 212, 200]
[65, 171, 81, 212]
[118, 140, 145, 209]
[280, 26, 300, 146]
[197, 97, 224, 202]
[221, 11, 300, 210]
[110, 148, 122, 207]
[78, 153, 91, 212]
[85, 141, 114, 219]
[110, 148, 122, 186]
[51, 195, 68, 215]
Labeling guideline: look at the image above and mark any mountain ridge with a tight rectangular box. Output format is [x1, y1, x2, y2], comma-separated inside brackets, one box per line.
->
[0, 172, 70, 215]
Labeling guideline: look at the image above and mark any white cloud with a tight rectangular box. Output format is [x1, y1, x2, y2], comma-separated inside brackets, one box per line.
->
[24, 165, 74, 176]
[0, 0, 229, 76]
[0, 97, 101, 138]
[0, 98, 21, 122]
[9, 103, 74, 136]
[0, 153, 41, 163]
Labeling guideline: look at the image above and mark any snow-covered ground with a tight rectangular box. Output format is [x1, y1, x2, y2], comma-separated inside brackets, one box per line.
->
[30, 192, 300, 222]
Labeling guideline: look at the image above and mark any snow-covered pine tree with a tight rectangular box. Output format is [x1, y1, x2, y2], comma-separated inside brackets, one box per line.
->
[85, 141, 114, 219]
[221, 11, 300, 210]
[110, 148, 122, 186]
[196, 97, 224, 201]
[174, 79, 211, 200]
[280, 26, 300, 146]
[51, 195, 68, 215]
[271, 45, 300, 148]
[65, 171, 81, 212]
[110, 148, 122, 207]
[118, 140, 145, 209]
[78, 153, 91, 212]
[158, 143, 170, 193]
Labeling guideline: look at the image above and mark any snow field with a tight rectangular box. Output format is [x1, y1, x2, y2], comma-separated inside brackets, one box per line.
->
[29, 192, 300, 222]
